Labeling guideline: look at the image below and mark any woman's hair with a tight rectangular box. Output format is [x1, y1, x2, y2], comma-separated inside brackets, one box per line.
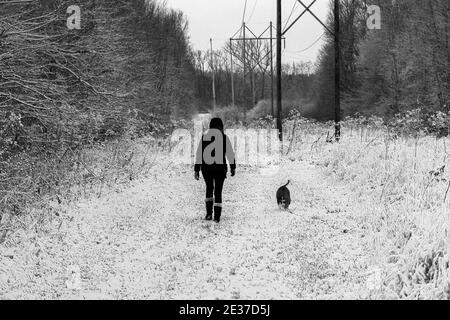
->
[209, 117, 224, 131]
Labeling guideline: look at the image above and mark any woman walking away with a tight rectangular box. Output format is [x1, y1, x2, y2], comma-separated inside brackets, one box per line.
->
[195, 118, 236, 223]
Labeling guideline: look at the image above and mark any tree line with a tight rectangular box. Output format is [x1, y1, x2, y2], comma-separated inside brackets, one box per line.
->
[315, 0, 449, 120]
[0, 0, 197, 157]
[193, 41, 316, 117]
[2, 0, 448, 157]
[1, 0, 199, 234]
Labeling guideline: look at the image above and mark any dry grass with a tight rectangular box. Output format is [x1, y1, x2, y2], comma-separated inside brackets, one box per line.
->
[2, 116, 450, 299]
[0, 135, 172, 243]
[286, 119, 450, 299]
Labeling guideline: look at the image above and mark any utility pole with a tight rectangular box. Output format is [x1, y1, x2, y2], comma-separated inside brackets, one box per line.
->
[230, 23, 283, 116]
[210, 38, 216, 112]
[280, 0, 340, 141]
[270, 21, 274, 118]
[230, 39, 235, 107]
[276, 0, 282, 141]
[251, 52, 256, 106]
[334, 0, 341, 141]
[242, 22, 247, 111]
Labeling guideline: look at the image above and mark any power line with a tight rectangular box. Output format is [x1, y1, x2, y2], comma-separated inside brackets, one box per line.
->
[282, 0, 317, 36]
[247, 0, 259, 23]
[283, 0, 298, 31]
[239, 0, 248, 38]
[291, 32, 324, 53]
[242, 0, 248, 24]
[283, 53, 315, 61]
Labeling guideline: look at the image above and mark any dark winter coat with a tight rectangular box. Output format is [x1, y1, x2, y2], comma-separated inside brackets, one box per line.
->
[194, 130, 236, 178]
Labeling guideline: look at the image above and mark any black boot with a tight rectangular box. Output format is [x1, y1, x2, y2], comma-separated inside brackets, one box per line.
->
[213, 204, 222, 223]
[205, 198, 214, 220]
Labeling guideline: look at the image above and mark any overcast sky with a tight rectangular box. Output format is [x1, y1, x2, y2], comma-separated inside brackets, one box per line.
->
[166, 0, 331, 64]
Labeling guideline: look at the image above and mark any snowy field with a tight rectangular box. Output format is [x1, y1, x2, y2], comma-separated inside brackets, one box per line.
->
[1, 121, 450, 300]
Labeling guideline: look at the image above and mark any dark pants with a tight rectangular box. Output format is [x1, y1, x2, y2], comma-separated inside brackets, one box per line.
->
[203, 174, 226, 205]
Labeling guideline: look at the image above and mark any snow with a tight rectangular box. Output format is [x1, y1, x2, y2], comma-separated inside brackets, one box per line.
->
[1, 159, 372, 300]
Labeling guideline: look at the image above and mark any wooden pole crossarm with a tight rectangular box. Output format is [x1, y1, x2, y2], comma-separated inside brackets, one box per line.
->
[229, 47, 270, 78]
[231, 37, 285, 41]
[296, 0, 334, 36]
[245, 24, 259, 39]
[245, 54, 270, 78]
[231, 26, 242, 39]
[258, 25, 271, 39]
[282, 0, 317, 36]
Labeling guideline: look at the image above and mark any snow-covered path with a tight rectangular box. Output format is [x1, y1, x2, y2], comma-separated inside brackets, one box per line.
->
[1, 161, 371, 299]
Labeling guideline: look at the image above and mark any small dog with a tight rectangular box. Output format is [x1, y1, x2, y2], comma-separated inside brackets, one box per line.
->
[276, 180, 291, 210]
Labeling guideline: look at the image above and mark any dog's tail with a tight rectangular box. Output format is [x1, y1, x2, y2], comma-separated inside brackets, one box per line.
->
[283, 180, 290, 187]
